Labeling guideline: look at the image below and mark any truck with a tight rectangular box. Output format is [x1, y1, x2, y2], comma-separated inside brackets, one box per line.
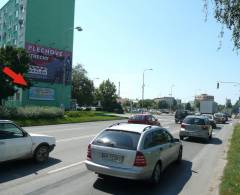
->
[200, 100, 216, 114]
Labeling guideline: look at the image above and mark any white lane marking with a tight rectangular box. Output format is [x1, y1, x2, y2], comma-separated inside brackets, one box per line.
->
[48, 161, 85, 174]
[163, 126, 170, 129]
[57, 134, 95, 143]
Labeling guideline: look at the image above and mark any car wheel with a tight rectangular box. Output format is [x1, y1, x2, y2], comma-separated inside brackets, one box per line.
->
[34, 145, 49, 163]
[150, 163, 161, 184]
[179, 136, 184, 140]
[176, 147, 182, 163]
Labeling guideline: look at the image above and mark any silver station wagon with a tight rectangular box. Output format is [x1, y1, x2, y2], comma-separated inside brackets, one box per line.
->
[85, 123, 182, 184]
[179, 115, 213, 141]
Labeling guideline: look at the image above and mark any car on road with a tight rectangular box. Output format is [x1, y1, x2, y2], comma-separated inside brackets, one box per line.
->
[214, 113, 226, 124]
[175, 110, 189, 124]
[85, 123, 182, 184]
[202, 114, 217, 129]
[128, 114, 161, 126]
[179, 115, 213, 141]
[0, 120, 56, 163]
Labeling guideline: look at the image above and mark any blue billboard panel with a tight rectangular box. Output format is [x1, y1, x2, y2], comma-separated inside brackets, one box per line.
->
[26, 43, 72, 84]
[29, 87, 55, 101]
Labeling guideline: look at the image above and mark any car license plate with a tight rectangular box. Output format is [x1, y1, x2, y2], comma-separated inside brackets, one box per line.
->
[102, 153, 124, 163]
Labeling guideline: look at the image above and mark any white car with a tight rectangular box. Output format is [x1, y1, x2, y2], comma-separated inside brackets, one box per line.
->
[0, 120, 56, 163]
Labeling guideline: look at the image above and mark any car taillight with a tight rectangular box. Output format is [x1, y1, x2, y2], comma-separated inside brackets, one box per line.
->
[134, 151, 147, 167]
[87, 144, 92, 160]
[181, 124, 186, 128]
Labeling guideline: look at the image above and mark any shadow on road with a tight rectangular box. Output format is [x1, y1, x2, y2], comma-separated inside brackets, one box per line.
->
[215, 126, 222, 130]
[184, 137, 222, 145]
[0, 158, 61, 184]
[93, 160, 192, 195]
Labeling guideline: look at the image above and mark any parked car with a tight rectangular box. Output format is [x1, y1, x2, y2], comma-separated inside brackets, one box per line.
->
[202, 114, 217, 129]
[214, 113, 226, 124]
[175, 110, 189, 124]
[179, 115, 213, 141]
[0, 120, 56, 163]
[85, 123, 182, 184]
[128, 114, 161, 126]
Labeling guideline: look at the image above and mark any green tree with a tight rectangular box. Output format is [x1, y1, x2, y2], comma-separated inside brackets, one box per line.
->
[194, 100, 200, 110]
[172, 99, 178, 111]
[218, 104, 225, 112]
[0, 46, 30, 105]
[185, 103, 192, 111]
[139, 99, 155, 109]
[205, 0, 240, 50]
[71, 64, 95, 106]
[96, 79, 122, 112]
[226, 100, 232, 109]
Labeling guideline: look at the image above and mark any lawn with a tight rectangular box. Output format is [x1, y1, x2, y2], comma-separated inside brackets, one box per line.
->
[14, 111, 126, 127]
[220, 124, 240, 195]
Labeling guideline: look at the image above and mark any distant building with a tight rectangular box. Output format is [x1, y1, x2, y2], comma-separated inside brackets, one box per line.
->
[195, 94, 214, 101]
[154, 97, 175, 105]
[0, 0, 75, 109]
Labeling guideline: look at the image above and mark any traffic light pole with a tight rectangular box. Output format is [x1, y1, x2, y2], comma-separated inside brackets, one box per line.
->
[217, 81, 240, 89]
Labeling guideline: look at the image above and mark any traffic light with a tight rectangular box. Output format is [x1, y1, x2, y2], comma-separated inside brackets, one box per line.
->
[217, 82, 219, 89]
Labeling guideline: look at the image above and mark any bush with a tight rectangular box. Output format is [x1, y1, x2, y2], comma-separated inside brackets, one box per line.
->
[15, 106, 64, 119]
[0, 106, 64, 119]
[65, 111, 95, 118]
[0, 106, 18, 119]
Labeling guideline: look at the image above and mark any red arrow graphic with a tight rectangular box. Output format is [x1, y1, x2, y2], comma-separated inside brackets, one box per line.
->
[3, 67, 27, 86]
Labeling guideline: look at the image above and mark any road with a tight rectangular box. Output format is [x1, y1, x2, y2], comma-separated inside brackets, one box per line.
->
[0, 115, 234, 195]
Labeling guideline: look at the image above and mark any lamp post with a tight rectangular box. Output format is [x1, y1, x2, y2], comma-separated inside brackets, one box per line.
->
[169, 84, 175, 113]
[142, 68, 153, 110]
[61, 26, 83, 109]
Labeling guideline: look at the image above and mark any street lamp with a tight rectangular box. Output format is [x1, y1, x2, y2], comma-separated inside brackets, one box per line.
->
[169, 84, 175, 113]
[61, 26, 83, 109]
[142, 68, 153, 110]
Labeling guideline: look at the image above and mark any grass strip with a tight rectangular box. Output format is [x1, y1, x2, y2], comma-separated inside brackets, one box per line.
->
[220, 124, 240, 195]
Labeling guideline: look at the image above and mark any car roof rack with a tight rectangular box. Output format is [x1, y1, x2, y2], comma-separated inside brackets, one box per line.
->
[109, 122, 128, 128]
[143, 125, 152, 132]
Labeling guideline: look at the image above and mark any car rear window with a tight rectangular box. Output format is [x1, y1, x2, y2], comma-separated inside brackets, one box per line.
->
[92, 129, 141, 150]
[129, 115, 146, 121]
[183, 117, 205, 125]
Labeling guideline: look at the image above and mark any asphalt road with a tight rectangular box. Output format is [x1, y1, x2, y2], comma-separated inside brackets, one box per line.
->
[0, 115, 235, 195]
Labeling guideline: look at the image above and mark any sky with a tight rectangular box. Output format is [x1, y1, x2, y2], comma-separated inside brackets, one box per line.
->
[1, 0, 239, 104]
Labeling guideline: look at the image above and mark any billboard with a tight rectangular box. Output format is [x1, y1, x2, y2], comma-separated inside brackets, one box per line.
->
[25, 43, 72, 84]
[29, 87, 55, 101]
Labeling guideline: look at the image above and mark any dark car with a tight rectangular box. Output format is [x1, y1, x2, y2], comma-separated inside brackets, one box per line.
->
[128, 114, 161, 126]
[175, 110, 189, 124]
[202, 114, 217, 129]
[214, 113, 226, 124]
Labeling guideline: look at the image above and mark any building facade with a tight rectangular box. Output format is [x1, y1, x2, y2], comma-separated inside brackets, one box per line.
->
[0, 0, 75, 109]
[195, 94, 214, 101]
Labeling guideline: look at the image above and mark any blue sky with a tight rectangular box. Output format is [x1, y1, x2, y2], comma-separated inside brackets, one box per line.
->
[1, 0, 239, 104]
[73, 0, 239, 104]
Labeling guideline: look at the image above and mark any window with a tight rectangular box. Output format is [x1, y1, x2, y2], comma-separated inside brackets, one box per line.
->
[144, 130, 169, 149]
[0, 123, 24, 139]
[183, 117, 205, 125]
[93, 129, 140, 150]
[129, 115, 145, 121]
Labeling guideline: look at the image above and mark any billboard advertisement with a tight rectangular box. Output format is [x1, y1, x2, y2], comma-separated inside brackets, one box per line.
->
[25, 43, 72, 84]
[29, 87, 55, 101]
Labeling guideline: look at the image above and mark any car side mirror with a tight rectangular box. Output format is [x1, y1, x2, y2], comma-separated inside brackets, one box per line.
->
[23, 131, 28, 137]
